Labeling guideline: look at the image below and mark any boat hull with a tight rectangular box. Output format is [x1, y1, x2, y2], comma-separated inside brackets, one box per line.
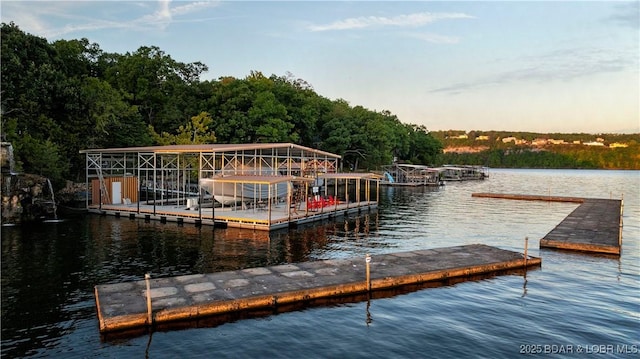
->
[199, 178, 289, 205]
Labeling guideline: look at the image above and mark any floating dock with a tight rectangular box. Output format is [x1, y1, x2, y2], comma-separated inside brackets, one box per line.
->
[472, 193, 623, 255]
[95, 244, 539, 334]
[90, 198, 377, 231]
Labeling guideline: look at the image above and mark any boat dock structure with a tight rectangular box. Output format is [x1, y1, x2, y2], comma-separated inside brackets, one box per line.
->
[80, 143, 380, 231]
[380, 163, 444, 186]
[438, 165, 489, 181]
[94, 244, 540, 335]
[379, 164, 488, 186]
[472, 193, 624, 255]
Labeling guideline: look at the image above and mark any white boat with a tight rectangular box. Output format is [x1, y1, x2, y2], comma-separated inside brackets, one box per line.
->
[199, 177, 289, 205]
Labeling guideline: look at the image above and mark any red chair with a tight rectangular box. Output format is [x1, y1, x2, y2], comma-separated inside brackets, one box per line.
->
[307, 197, 318, 211]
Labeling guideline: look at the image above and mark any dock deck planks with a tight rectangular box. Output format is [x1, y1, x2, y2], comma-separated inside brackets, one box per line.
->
[472, 193, 623, 255]
[95, 244, 539, 334]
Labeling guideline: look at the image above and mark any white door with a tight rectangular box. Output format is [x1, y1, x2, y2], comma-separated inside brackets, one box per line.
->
[112, 182, 122, 204]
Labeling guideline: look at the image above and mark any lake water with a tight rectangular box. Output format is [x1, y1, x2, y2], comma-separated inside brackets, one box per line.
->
[2, 169, 639, 358]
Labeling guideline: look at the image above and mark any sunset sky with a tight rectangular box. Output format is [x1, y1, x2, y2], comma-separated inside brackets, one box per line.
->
[2, 1, 638, 133]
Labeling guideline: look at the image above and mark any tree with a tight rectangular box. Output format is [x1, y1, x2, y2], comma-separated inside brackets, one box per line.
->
[249, 92, 297, 143]
[104, 46, 208, 134]
[149, 112, 216, 145]
[405, 124, 442, 164]
[14, 134, 68, 186]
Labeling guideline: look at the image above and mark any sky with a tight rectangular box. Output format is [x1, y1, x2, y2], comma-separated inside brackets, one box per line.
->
[2, 1, 639, 134]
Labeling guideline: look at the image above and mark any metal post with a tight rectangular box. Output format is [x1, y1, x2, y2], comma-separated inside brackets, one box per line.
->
[524, 237, 529, 267]
[619, 193, 624, 246]
[365, 254, 371, 291]
[145, 273, 152, 325]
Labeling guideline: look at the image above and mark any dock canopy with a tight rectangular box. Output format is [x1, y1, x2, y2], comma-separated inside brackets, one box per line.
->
[79, 142, 380, 230]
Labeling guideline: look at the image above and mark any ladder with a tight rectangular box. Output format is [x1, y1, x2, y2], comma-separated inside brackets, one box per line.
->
[97, 166, 110, 204]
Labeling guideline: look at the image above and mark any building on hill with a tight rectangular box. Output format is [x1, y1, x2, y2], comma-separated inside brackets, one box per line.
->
[502, 137, 527, 145]
[548, 139, 567, 145]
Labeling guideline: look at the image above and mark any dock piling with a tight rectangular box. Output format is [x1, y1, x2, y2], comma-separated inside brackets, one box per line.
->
[145, 273, 152, 326]
[365, 254, 371, 291]
[524, 237, 528, 268]
[619, 194, 624, 246]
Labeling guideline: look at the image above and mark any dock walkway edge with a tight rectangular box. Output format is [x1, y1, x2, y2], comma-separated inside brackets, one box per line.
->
[95, 244, 539, 334]
[472, 192, 623, 255]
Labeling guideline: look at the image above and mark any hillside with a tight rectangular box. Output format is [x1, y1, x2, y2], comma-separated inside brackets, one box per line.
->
[430, 131, 640, 170]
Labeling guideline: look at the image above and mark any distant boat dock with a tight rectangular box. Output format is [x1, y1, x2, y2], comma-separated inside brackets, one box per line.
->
[95, 244, 539, 335]
[380, 164, 488, 187]
[472, 193, 624, 255]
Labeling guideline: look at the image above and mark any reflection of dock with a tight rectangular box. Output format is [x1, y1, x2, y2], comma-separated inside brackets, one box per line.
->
[472, 193, 624, 255]
[95, 244, 540, 335]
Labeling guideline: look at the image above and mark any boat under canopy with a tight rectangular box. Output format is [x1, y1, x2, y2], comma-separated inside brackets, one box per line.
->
[199, 175, 295, 205]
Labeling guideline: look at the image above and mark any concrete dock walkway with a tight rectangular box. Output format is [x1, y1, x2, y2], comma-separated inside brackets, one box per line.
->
[472, 193, 623, 255]
[95, 244, 539, 334]
[540, 198, 623, 255]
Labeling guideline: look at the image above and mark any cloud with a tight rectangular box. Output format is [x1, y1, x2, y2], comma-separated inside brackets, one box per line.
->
[308, 11, 474, 32]
[1, 0, 221, 38]
[430, 47, 638, 94]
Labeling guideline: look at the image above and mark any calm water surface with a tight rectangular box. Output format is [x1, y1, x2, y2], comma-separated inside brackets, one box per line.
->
[2, 169, 639, 358]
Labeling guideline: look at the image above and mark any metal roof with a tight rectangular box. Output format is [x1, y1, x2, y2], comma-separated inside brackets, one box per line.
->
[80, 143, 341, 159]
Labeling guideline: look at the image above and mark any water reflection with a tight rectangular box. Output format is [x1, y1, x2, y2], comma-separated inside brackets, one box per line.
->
[1, 223, 90, 357]
[1, 211, 384, 281]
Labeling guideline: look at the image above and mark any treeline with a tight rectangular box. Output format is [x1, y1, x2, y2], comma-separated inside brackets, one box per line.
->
[0, 22, 442, 187]
[432, 131, 640, 169]
[431, 130, 640, 147]
[436, 149, 594, 169]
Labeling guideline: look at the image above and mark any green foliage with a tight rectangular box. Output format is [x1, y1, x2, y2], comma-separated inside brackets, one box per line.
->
[404, 124, 442, 165]
[13, 133, 69, 186]
[149, 112, 216, 145]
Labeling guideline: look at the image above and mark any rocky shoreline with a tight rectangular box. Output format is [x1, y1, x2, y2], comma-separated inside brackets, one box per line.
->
[1, 174, 88, 225]
[1, 142, 87, 225]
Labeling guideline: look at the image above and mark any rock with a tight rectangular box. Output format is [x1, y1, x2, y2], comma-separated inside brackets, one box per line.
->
[1, 173, 57, 224]
[56, 181, 88, 207]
